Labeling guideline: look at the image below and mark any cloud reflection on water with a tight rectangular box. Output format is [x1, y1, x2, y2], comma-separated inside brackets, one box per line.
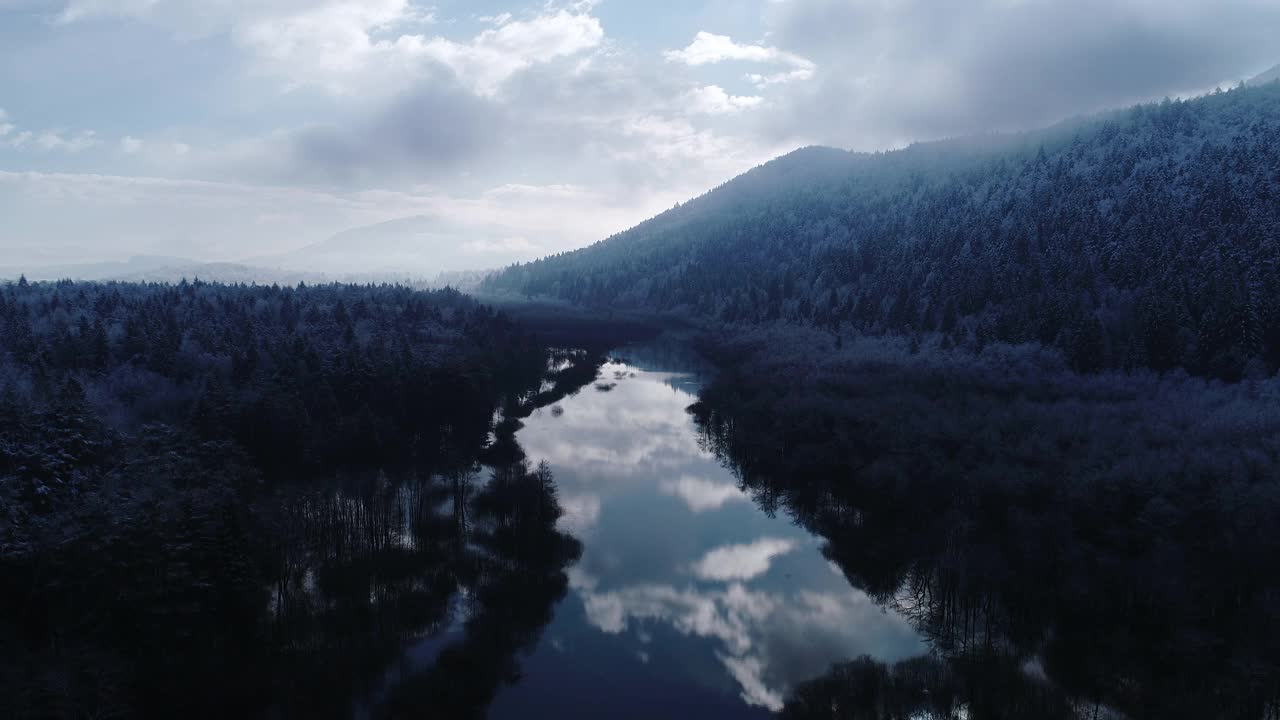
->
[660, 474, 750, 513]
[512, 359, 924, 712]
[693, 538, 799, 582]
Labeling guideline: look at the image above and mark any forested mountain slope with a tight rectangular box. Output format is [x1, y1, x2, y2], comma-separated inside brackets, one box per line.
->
[485, 83, 1280, 380]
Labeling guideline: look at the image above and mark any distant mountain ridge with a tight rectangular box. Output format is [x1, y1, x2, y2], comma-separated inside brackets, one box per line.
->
[486, 83, 1280, 381]
[0, 255, 197, 282]
[252, 214, 539, 276]
[1249, 64, 1280, 86]
[1, 253, 489, 290]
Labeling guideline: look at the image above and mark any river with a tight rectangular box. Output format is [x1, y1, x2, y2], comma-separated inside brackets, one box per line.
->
[478, 345, 925, 717]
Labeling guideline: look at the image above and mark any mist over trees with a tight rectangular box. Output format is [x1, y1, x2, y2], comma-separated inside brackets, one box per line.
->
[486, 83, 1280, 381]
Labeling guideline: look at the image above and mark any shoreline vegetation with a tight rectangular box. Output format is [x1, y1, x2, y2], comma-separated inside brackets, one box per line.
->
[0, 279, 602, 719]
[686, 325, 1280, 718]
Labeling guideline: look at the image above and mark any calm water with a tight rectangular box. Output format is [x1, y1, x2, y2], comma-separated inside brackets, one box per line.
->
[472, 347, 924, 717]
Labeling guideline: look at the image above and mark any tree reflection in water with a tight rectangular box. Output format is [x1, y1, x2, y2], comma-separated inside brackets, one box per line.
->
[2, 349, 596, 720]
[247, 355, 592, 720]
[689, 367, 1280, 720]
[261, 458, 581, 720]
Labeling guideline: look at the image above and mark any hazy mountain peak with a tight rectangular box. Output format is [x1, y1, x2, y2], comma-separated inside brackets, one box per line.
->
[256, 214, 540, 275]
[1248, 64, 1280, 86]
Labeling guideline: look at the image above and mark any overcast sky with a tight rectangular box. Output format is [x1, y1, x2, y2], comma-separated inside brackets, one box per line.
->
[2, 0, 1278, 268]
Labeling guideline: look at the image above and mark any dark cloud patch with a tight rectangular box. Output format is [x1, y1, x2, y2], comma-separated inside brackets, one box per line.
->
[762, 0, 1280, 148]
[285, 79, 507, 187]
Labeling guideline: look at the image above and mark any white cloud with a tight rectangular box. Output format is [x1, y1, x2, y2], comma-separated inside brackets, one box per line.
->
[619, 114, 735, 164]
[557, 492, 602, 534]
[235, 0, 421, 92]
[570, 572, 924, 713]
[665, 31, 814, 73]
[746, 68, 814, 87]
[55, 0, 602, 97]
[56, 0, 160, 24]
[692, 538, 798, 582]
[660, 475, 748, 512]
[721, 654, 785, 711]
[759, 0, 1280, 148]
[34, 130, 99, 152]
[577, 580, 775, 654]
[684, 85, 764, 115]
[400, 7, 605, 96]
[120, 136, 143, 153]
[0, 109, 99, 153]
[54, 0, 429, 32]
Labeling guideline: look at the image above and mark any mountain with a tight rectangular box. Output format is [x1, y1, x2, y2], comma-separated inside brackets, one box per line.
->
[1248, 64, 1280, 86]
[255, 215, 540, 276]
[486, 83, 1280, 381]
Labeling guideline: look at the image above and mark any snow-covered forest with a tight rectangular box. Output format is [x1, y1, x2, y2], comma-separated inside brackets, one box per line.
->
[688, 328, 1280, 718]
[486, 83, 1280, 381]
[0, 280, 595, 717]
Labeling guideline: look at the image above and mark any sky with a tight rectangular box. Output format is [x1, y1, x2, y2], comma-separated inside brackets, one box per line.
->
[1, 0, 1278, 271]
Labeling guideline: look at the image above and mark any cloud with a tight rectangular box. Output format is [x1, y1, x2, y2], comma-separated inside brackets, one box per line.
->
[759, 0, 1280, 148]
[659, 475, 748, 512]
[557, 492, 603, 534]
[684, 85, 764, 115]
[34, 130, 99, 152]
[570, 573, 924, 713]
[0, 109, 99, 153]
[55, 0, 602, 97]
[577, 580, 776, 654]
[400, 7, 605, 96]
[746, 69, 813, 88]
[665, 31, 815, 90]
[692, 538, 798, 582]
[234, 0, 429, 93]
[721, 654, 785, 711]
[278, 80, 506, 184]
[665, 31, 814, 72]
